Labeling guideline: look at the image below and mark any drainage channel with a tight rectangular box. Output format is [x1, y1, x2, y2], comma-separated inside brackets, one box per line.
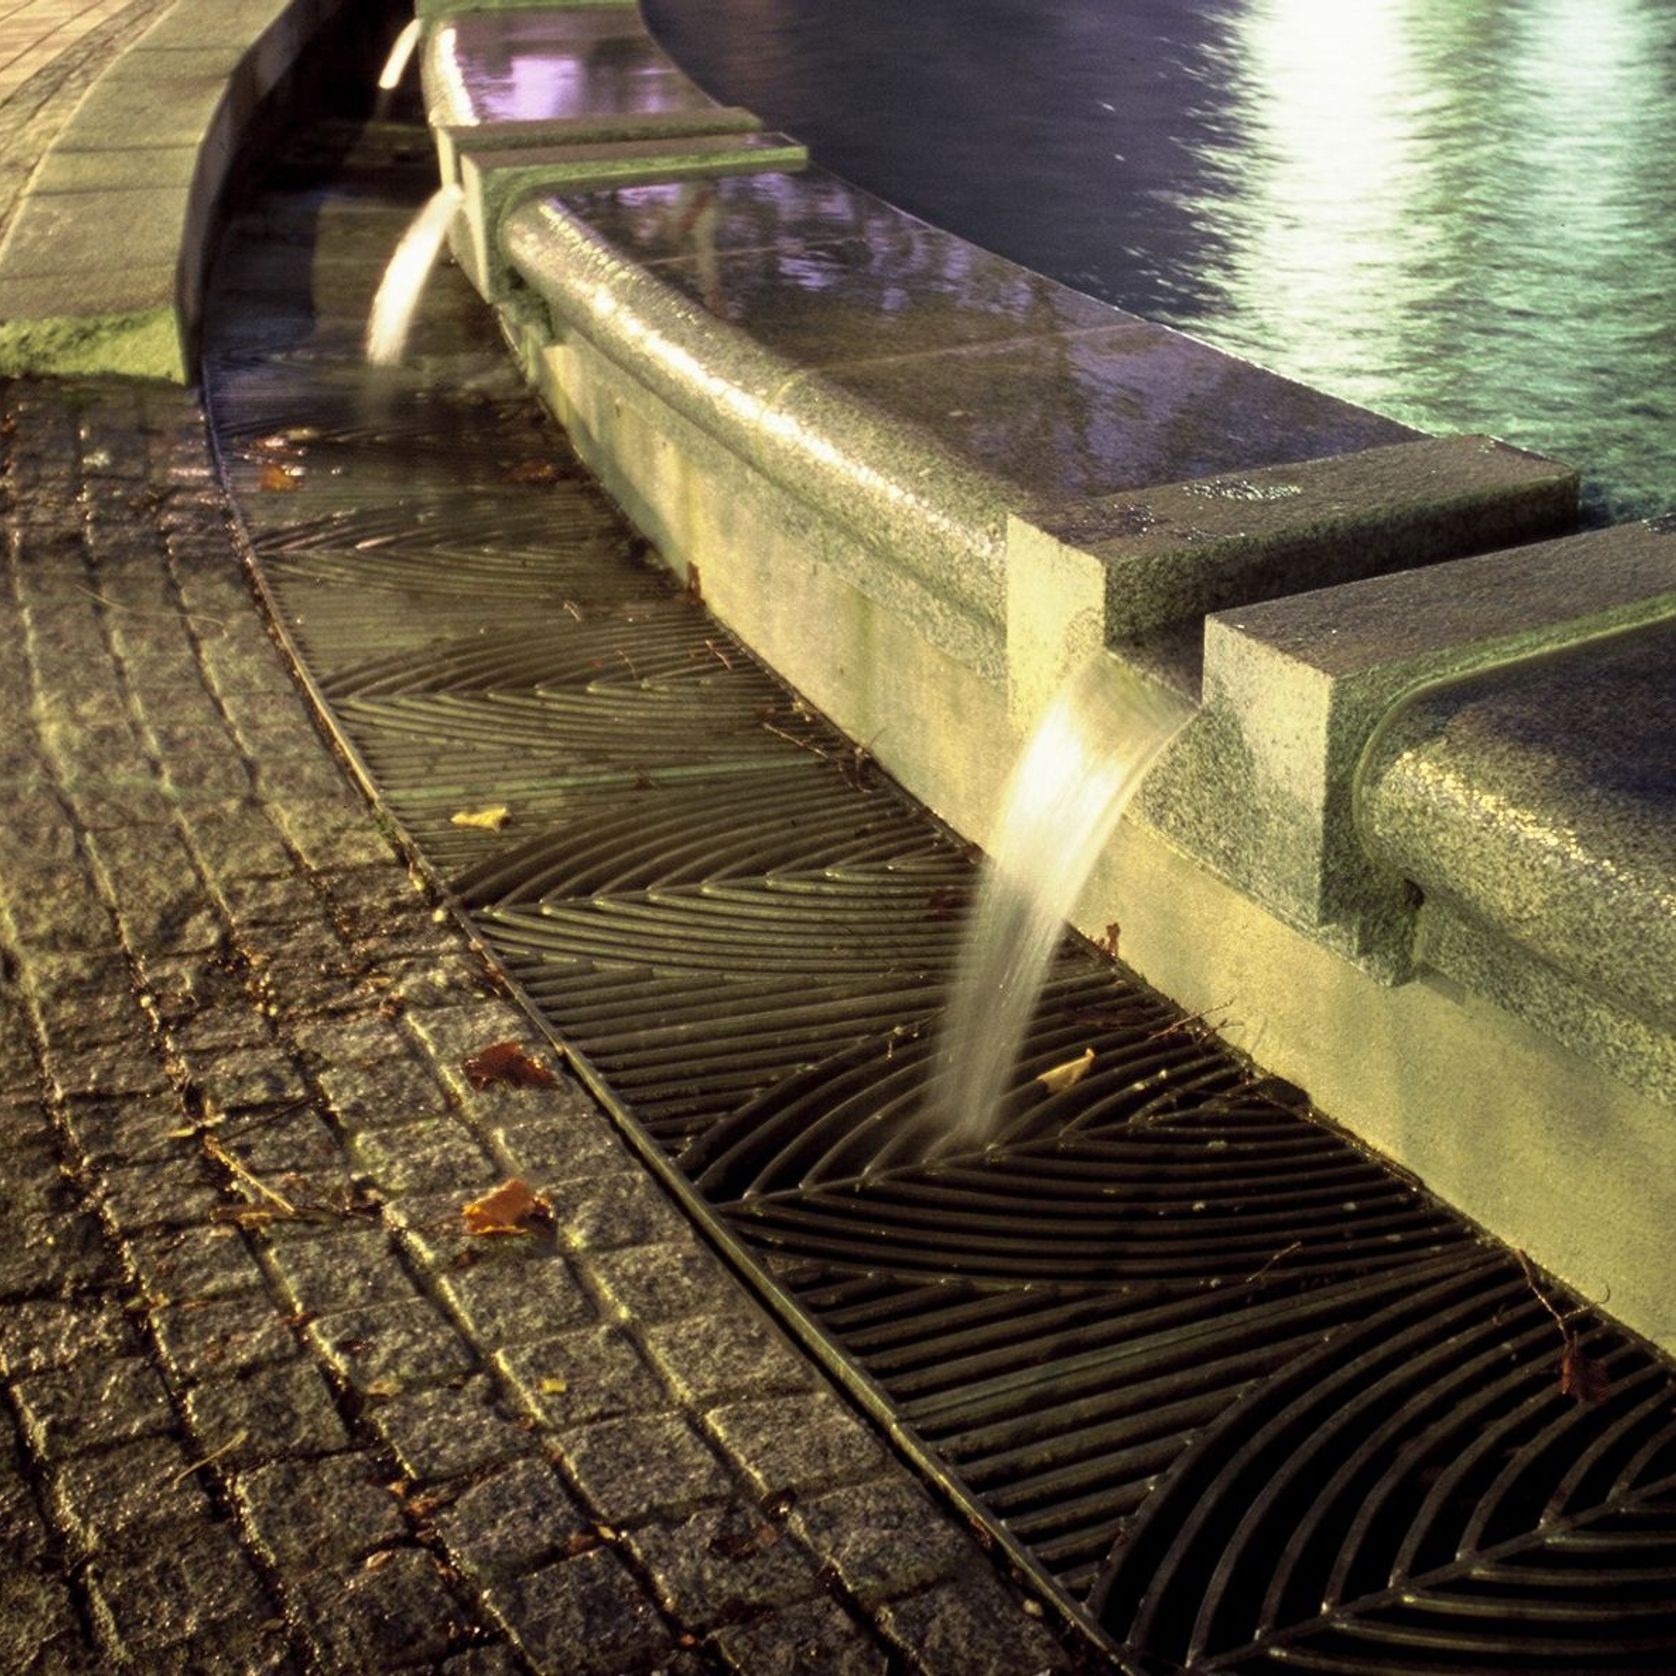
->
[202, 91, 1676, 1676]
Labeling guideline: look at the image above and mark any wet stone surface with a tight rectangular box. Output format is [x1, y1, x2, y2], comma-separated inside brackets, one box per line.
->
[0, 370, 1076, 1671]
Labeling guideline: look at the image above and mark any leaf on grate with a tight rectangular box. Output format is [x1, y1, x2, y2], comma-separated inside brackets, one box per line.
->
[462, 1177, 554, 1236]
[258, 461, 303, 492]
[462, 1040, 557, 1090]
[681, 562, 703, 604]
[507, 458, 561, 484]
[450, 805, 511, 831]
[1037, 1047, 1095, 1094]
[1559, 1337, 1610, 1403]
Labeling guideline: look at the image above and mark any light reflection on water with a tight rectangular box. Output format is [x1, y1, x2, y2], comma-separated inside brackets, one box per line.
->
[643, 0, 1676, 522]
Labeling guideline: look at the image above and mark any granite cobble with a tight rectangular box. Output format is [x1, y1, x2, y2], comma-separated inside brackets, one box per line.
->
[0, 375, 1088, 1672]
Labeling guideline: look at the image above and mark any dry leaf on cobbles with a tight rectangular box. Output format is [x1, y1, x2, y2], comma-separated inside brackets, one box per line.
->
[462, 1177, 554, 1237]
[451, 805, 511, 831]
[1036, 1047, 1095, 1094]
[462, 1040, 557, 1090]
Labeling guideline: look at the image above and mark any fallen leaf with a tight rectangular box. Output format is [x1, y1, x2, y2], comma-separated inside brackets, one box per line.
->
[258, 462, 302, 492]
[507, 458, 561, 484]
[1036, 1047, 1095, 1095]
[1096, 922, 1121, 957]
[681, 562, 703, 604]
[563, 1532, 601, 1558]
[364, 1550, 394, 1572]
[539, 1376, 568, 1395]
[462, 1177, 554, 1236]
[450, 805, 511, 831]
[1560, 1337, 1610, 1403]
[462, 1040, 558, 1090]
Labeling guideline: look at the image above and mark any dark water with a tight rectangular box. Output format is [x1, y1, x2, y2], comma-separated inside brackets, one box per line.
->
[643, 0, 1676, 523]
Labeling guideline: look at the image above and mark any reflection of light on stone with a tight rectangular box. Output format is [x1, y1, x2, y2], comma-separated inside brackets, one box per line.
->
[377, 18, 423, 92]
[508, 54, 583, 121]
[366, 185, 465, 366]
[929, 657, 1189, 1151]
[432, 24, 473, 121]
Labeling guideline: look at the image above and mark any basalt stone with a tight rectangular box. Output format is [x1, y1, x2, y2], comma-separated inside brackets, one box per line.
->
[234, 1453, 409, 1568]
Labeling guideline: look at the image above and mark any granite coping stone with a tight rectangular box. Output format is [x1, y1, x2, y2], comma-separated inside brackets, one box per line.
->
[437, 105, 764, 182]
[458, 128, 808, 299]
[1006, 433, 1578, 717]
[1140, 517, 1676, 979]
[1360, 615, 1676, 1093]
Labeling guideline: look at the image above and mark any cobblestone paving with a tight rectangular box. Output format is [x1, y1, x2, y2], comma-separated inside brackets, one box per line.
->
[0, 376, 1079, 1673]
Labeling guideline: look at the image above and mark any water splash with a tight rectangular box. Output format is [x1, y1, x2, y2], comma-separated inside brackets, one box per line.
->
[365, 184, 464, 366]
[377, 18, 422, 91]
[928, 655, 1189, 1151]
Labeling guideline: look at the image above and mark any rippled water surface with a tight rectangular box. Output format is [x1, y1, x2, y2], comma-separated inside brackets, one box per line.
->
[643, 0, 1676, 522]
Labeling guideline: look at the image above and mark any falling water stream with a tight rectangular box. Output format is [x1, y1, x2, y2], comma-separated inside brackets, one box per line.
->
[377, 17, 422, 92]
[365, 183, 465, 365]
[930, 656, 1190, 1150]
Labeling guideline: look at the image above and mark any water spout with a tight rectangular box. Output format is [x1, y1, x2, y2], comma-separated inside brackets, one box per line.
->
[365, 184, 464, 366]
[928, 655, 1189, 1151]
[377, 18, 422, 92]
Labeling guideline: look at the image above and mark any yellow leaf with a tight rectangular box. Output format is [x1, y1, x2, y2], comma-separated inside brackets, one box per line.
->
[1036, 1047, 1094, 1094]
[451, 805, 510, 831]
[539, 1376, 568, 1395]
[463, 1177, 554, 1236]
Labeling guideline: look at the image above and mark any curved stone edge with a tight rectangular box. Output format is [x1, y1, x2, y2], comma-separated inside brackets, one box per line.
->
[422, 1, 1676, 1352]
[0, 0, 358, 381]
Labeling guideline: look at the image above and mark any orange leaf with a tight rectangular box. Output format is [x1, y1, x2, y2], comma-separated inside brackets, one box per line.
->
[462, 1040, 556, 1090]
[507, 459, 561, 484]
[1559, 1336, 1610, 1403]
[462, 1177, 553, 1236]
[258, 462, 301, 492]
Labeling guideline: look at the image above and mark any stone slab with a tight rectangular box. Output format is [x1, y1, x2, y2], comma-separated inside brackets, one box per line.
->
[437, 104, 761, 181]
[1006, 434, 1578, 725]
[459, 129, 806, 298]
[560, 166, 1126, 351]
[29, 144, 200, 193]
[1139, 518, 1676, 974]
[1361, 615, 1676, 1072]
[422, 3, 688, 128]
[0, 186, 190, 277]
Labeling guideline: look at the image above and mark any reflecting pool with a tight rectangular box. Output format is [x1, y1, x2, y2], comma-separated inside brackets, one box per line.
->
[644, 0, 1676, 523]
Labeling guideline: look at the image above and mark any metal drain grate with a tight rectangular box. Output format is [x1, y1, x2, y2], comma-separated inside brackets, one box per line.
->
[203, 98, 1676, 1675]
